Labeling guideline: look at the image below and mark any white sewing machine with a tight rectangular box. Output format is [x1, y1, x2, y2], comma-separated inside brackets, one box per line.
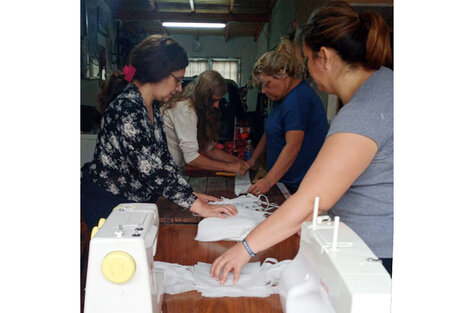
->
[84, 203, 163, 313]
[279, 214, 392, 313]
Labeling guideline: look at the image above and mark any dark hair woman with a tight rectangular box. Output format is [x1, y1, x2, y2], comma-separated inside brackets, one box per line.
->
[161, 70, 249, 174]
[81, 35, 237, 230]
[211, 1, 394, 284]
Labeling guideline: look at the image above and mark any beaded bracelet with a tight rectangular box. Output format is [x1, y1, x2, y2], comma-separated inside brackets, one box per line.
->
[242, 238, 256, 257]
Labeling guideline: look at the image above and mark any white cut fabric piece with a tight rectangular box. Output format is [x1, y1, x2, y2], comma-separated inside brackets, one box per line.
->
[234, 173, 251, 195]
[153, 261, 194, 295]
[195, 194, 279, 242]
[194, 258, 291, 298]
[153, 258, 291, 298]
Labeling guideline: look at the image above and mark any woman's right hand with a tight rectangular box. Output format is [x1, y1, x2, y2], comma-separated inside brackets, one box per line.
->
[190, 198, 238, 218]
[228, 160, 250, 175]
[211, 241, 251, 285]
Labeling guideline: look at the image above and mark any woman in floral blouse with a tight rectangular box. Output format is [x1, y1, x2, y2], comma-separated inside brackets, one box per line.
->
[81, 35, 237, 229]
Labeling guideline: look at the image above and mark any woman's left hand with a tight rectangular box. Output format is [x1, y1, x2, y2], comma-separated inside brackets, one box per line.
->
[193, 192, 221, 202]
[247, 177, 271, 195]
[211, 242, 251, 285]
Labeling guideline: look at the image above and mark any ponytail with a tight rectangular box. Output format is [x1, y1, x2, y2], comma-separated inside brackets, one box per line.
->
[96, 70, 128, 113]
[275, 38, 306, 78]
[362, 11, 392, 69]
[302, 1, 391, 70]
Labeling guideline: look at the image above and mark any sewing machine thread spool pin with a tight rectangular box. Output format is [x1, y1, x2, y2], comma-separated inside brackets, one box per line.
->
[312, 196, 320, 233]
[331, 216, 340, 251]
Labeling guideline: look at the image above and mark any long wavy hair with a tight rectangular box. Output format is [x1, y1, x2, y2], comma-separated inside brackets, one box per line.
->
[164, 70, 227, 150]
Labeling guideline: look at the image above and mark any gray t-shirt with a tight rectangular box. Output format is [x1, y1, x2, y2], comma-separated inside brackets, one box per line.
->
[327, 66, 393, 258]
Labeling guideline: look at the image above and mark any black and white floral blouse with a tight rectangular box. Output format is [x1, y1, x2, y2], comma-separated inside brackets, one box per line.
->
[82, 83, 197, 209]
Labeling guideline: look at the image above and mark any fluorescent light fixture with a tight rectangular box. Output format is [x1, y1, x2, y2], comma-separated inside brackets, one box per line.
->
[162, 22, 226, 29]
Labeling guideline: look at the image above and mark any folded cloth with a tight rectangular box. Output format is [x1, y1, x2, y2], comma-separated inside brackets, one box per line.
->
[154, 258, 291, 298]
[195, 194, 278, 242]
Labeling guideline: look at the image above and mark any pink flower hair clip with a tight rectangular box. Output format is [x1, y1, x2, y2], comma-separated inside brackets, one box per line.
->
[123, 65, 136, 82]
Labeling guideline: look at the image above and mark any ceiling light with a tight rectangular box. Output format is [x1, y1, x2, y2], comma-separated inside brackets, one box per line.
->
[162, 22, 226, 29]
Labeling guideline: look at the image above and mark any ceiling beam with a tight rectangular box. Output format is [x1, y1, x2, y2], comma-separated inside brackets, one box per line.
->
[116, 11, 270, 23]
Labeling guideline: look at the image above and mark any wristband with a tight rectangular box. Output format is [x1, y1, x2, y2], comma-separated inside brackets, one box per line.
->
[241, 238, 256, 257]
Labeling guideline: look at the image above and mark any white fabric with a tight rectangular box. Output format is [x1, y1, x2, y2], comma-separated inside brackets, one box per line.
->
[153, 261, 195, 295]
[195, 194, 278, 242]
[153, 258, 291, 298]
[162, 100, 200, 169]
[234, 173, 251, 195]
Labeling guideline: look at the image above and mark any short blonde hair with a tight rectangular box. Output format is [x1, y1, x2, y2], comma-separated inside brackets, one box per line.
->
[252, 38, 306, 85]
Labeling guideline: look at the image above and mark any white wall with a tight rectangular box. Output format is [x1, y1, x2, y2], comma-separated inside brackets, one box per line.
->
[268, 0, 296, 50]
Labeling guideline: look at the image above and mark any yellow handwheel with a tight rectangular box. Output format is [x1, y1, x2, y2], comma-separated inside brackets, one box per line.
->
[101, 251, 136, 284]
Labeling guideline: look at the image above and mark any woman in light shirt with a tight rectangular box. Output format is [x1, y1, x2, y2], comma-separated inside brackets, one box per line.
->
[162, 70, 249, 174]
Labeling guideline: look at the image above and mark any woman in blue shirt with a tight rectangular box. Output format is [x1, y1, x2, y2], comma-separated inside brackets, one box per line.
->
[247, 38, 328, 195]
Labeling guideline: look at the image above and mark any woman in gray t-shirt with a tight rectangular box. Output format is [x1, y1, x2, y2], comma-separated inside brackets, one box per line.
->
[211, 1, 394, 283]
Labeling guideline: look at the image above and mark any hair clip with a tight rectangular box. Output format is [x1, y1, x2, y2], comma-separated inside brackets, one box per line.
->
[123, 65, 136, 82]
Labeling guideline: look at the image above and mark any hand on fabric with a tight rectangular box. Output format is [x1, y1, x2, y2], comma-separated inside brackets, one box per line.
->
[247, 177, 271, 196]
[190, 198, 238, 218]
[228, 159, 250, 175]
[193, 192, 221, 202]
[210, 242, 251, 285]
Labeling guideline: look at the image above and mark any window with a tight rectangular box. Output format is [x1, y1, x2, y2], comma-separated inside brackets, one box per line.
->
[186, 58, 240, 84]
[185, 59, 208, 77]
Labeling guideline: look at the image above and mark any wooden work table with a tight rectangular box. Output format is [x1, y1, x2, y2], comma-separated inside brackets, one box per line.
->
[157, 169, 287, 224]
[155, 224, 299, 313]
[154, 170, 299, 313]
[80, 170, 298, 313]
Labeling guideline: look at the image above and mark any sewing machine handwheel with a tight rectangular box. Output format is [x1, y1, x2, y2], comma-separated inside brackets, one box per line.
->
[101, 251, 136, 284]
